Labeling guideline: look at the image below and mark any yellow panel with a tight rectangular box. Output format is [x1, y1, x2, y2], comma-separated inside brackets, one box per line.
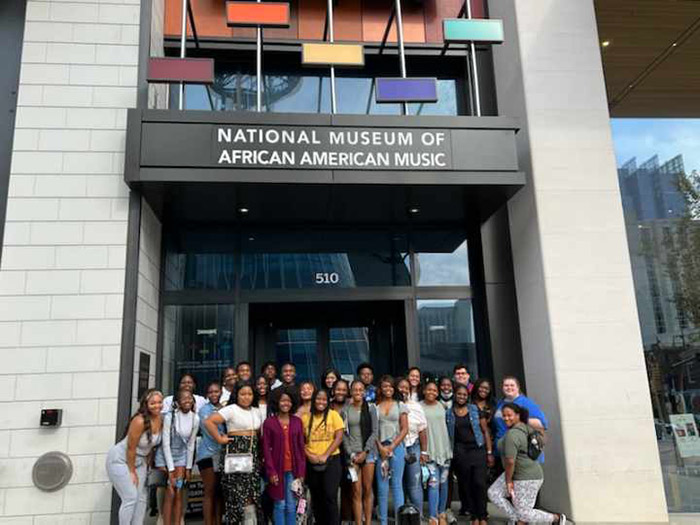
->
[302, 43, 364, 67]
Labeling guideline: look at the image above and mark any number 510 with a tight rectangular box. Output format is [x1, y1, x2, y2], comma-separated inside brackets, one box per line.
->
[314, 272, 340, 284]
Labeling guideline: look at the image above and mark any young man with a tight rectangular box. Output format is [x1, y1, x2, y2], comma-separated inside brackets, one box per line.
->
[236, 361, 253, 382]
[261, 361, 283, 390]
[356, 362, 376, 403]
[453, 363, 473, 393]
[270, 362, 299, 405]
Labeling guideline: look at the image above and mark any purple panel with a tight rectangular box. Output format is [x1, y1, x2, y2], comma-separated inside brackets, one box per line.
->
[375, 77, 438, 103]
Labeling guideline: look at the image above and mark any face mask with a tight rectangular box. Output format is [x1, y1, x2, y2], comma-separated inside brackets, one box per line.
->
[440, 391, 453, 401]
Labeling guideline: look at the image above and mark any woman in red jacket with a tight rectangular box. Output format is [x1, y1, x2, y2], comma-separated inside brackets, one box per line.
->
[262, 386, 307, 525]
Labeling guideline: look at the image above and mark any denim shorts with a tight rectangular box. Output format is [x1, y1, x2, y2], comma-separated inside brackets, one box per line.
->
[154, 435, 189, 469]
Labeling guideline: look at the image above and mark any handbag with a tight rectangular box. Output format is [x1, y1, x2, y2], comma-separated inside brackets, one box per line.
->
[309, 461, 327, 473]
[224, 426, 255, 474]
[146, 468, 168, 487]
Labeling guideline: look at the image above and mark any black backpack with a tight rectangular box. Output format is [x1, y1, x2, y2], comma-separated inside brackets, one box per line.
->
[516, 425, 545, 461]
[397, 504, 420, 525]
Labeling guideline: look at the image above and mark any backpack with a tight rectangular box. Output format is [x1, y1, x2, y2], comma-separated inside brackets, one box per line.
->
[516, 424, 545, 461]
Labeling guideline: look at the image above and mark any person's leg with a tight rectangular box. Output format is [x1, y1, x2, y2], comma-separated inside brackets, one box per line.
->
[438, 465, 450, 516]
[307, 464, 325, 523]
[361, 461, 375, 525]
[172, 466, 186, 525]
[200, 464, 216, 525]
[389, 444, 406, 520]
[486, 473, 518, 522]
[107, 457, 140, 524]
[162, 473, 174, 525]
[283, 471, 296, 525]
[273, 498, 285, 525]
[512, 480, 556, 523]
[426, 462, 439, 521]
[452, 452, 473, 517]
[351, 464, 364, 525]
[322, 455, 343, 525]
[375, 458, 390, 525]
[468, 450, 489, 522]
[403, 443, 423, 512]
[132, 462, 149, 524]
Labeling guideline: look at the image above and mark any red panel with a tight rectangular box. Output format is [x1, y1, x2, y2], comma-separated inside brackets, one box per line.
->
[148, 57, 214, 84]
[226, 2, 290, 27]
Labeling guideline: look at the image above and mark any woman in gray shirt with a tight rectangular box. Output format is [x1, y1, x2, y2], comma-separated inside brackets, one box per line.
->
[375, 375, 409, 525]
[341, 381, 378, 525]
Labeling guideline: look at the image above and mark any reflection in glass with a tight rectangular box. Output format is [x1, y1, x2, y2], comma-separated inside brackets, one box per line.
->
[417, 299, 476, 378]
[613, 118, 700, 512]
[165, 253, 236, 291]
[162, 305, 235, 394]
[415, 241, 470, 286]
[329, 327, 370, 379]
[275, 329, 319, 383]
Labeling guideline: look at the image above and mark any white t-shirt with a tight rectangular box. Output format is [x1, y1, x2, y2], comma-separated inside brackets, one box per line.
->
[404, 399, 427, 447]
[220, 387, 233, 406]
[218, 404, 263, 433]
[161, 394, 207, 414]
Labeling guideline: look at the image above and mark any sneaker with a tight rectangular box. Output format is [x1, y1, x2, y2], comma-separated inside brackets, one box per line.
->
[559, 513, 567, 525]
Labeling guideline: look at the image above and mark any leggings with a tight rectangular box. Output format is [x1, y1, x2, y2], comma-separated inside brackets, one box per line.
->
[306, 454, 343, 525]
[453, 448, 488, 520]
[105, 444, 148, 525]
[488, 473, 555, 523]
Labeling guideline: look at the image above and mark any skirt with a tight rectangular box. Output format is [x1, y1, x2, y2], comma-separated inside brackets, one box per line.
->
[219, 434, 262, 524]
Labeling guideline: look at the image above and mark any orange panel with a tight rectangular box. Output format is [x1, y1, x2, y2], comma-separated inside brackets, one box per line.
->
[298, 0, 325, 41]
[361, 0, 424, 43]
[226, 2, 290, 27]
[265, 0, 299, 39]
[165, 0, 234, 39]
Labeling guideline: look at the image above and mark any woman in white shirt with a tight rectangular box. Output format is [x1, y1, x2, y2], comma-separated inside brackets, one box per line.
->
[161, 373, 206, 413]
[397, 377, 428, 515]
[205, 380, 263, 523]
[156, 388, 199, 525]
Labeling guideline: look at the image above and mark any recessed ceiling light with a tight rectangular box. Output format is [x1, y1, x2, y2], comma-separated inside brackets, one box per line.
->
[672, 42, 678, 47]
[601, 40, 610, 48]
[237, 206, 249, 215]
[407, 206, 421, 215]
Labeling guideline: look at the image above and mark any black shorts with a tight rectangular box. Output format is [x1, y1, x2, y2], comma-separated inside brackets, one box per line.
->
[197, 457, 215, 471]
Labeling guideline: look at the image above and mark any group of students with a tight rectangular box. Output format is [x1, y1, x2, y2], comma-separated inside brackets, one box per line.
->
[106, 360, 568, 525]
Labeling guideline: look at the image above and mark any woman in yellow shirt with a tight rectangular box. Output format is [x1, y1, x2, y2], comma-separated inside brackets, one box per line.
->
[301, 388, 344, 525]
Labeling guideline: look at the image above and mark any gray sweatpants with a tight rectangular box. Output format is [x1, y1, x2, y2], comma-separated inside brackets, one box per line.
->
[106, 441, 148, 524]
[488, 473, 555, 523]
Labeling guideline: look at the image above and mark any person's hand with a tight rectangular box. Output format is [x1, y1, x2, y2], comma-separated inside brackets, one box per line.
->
[270, 474, 280, 485]
[318, 454, 328, 464]
[354, 451, 367, 465]
[185, 469, 191, 483]
[217, 434, 230, 445]
[130, 470, 139, 487]
[168, 471, 177, 493]
[506, 481, 515, 499]
[308, 453, 320, 464]
[419, 452, 428, 465]
[487, 454, 495, 468]
[378, 445, 389, 459]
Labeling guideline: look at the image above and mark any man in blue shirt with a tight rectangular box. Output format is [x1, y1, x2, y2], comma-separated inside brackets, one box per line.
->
[356, 362, 376, 403]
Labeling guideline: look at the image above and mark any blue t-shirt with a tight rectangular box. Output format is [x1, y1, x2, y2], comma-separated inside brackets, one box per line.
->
[364, 384, 377, 403]
[494, 395, 548, 463]
[196, 402, 224, 462]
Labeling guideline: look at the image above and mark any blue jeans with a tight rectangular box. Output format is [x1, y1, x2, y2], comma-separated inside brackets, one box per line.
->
[376, 442, 406, 525]
[272, 471, 296, 525]
[403, 442, 423, 514]
[427, 462, 450, 519]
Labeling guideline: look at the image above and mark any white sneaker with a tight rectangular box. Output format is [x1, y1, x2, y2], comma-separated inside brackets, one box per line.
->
[559, 513, 567, 525]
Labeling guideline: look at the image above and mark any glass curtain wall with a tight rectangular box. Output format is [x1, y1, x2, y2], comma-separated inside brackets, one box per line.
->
[612, 118, 700, 512]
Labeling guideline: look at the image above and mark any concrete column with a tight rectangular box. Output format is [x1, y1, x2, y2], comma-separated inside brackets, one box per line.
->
[488, 1, 668, 522]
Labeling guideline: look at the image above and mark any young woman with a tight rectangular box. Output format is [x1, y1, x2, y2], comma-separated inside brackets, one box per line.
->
[488, 403, 566, 524]
[205, 381, 264, 524]
[375, 375, 409, 525]
[439, 376, 454, 410]
[421, 380, 453, 525]
[341, 381, 378, 525]
[407, 367, 422, 402]
[256, 374, 270, 419]
[302, 388, 344, 524]
[471, 378, 494, 424]
[162, 373, 206, 412]
[220, 367, 237, 406]
[262, 388, 307, 525]
[157, 388, 200, 525]
[106, 389, 163, 524]
[321, 367, 341, 392]
[449, 383, 493, 525]
[397, 377, 427, 514]
[331, 378, 350, 412]
[295, 381, 316, 418]
[196, 381, 224, 525]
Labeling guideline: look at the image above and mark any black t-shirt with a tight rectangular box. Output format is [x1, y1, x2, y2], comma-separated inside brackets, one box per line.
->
[454, 412, 477, 452]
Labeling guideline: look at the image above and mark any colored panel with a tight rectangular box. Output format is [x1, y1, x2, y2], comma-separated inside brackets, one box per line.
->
[443, 19, 504, 44]
[226, 2, 290, 27]
[302, 43, 364, 67]
[147, 57, 214, 84]
[375, 77, 438, 103]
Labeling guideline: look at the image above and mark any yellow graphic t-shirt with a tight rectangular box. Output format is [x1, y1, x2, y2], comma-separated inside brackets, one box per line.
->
[301, 409, 344, 456]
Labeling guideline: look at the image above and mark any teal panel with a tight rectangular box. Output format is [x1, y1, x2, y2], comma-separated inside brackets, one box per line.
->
[443, 19, 504, 44]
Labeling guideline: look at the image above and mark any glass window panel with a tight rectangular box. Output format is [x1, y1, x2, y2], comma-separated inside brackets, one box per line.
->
[164, 253, 236, 291]
[415, 240, 470, 286]
[612, 118, 700, 512]
[417, 299, 476, 379]
[329, 327, 370, 379]
[275, 328, 319, 383]
[162, 304, 235, 394]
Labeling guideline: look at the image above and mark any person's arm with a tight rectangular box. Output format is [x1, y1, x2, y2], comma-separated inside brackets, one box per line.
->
[262, 420, 279, 484]
[389, 412, 409, 452]
[320, 429, 343, 463]
[162, 413, 175, 473]
[480, 417, 495, 467]
[184, 415, 198, 480]
[363, 405, 379, 460]
[204, 412, 229, 445]
[504, 456, 516, 496]
[418, 428, 429, 464]
[502, 431, 518, 496]
[125, 415, 145, 486]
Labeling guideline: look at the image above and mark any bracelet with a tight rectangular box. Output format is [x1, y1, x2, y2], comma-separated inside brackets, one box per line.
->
[487, 451, 493, 455]
[420, 451, 429, 456]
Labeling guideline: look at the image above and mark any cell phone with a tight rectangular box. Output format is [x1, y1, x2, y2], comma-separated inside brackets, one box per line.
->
[174, 477, 185, 490]
[349, 466, 359, 483]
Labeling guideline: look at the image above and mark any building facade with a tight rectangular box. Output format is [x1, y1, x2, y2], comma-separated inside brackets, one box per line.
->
[0, 0, 684, 523]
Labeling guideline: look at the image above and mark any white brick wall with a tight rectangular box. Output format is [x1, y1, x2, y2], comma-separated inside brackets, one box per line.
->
[0, 0, 141, 521]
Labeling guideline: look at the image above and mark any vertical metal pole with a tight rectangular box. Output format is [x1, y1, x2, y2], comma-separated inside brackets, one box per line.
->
[394, 0, 409, 115]
[179, 0, 187, 110]
[466, 0, 481, 116]
[256, 0, 263, 112]
[327, 0, 337, 114]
